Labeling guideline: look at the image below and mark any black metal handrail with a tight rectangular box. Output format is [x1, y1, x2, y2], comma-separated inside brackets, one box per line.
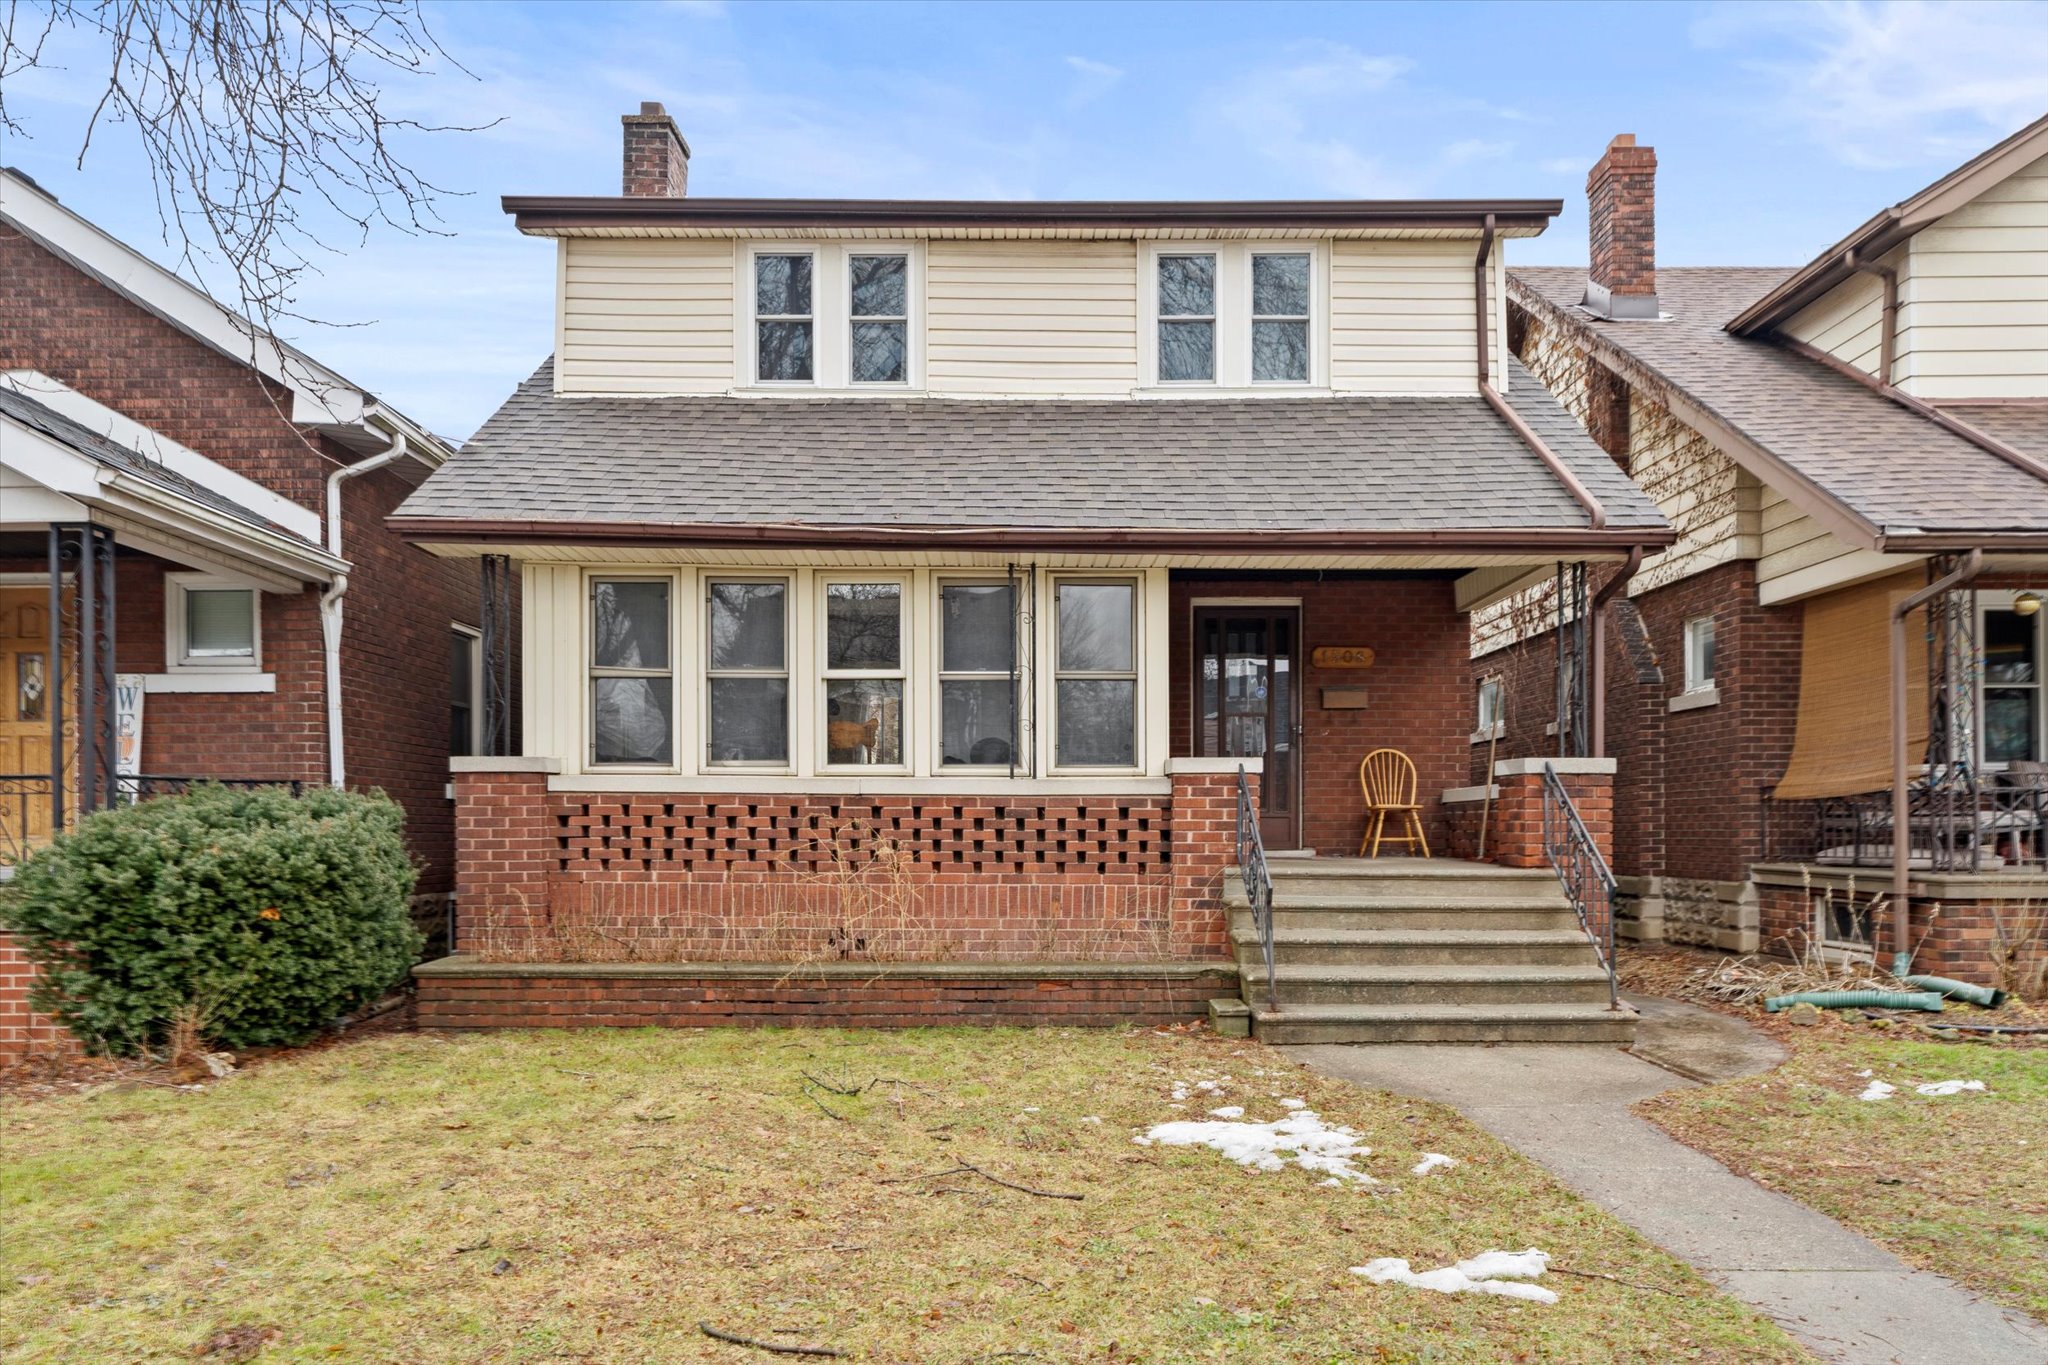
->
[1763, 782, 2048, 874]
[0, 773, 305, 867]
[1235, 764, 1278, 1014]
[1540, 762, 1618, 1008]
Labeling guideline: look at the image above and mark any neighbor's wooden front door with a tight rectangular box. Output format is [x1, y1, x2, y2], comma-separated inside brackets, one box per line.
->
[0, 587, 56, 858]
[1194, 606, 1302, 850]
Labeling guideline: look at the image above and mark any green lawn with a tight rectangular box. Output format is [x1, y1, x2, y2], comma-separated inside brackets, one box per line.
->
[1, 1027, 1804, 1362]
[1639, 1029, 2048, 1321]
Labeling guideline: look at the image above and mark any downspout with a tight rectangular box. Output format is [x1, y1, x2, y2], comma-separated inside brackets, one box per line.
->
[1848, 250, 1898, 388]
[320, 424, 410, 788]
[1588, 545, 1644, 758]
[1889, 549, 1980, 970]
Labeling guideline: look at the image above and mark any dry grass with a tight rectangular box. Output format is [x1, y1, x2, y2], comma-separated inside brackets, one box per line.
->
[1639, 1024, 2048, 1320]
[1, 1027, 1804, 1363]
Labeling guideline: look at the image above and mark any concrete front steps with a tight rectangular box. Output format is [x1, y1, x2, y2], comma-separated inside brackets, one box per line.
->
[1225, 858, 1635, 1045]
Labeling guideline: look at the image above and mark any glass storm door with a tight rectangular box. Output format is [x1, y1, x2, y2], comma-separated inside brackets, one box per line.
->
[1195, 607, 1301, 850]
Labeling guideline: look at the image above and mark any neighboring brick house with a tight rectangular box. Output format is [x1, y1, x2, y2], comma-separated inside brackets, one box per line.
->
[1495, 121, 2048, 991]
[389, 103, 1672, 1036]
[0, 168, 502, 1057]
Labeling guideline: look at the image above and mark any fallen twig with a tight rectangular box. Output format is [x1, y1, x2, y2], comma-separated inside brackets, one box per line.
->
[877, 1161, 1083, 1201]
[801, 1070, 864, 1096]
[551, 1067, 597, 1079]
[800, 1085, 850, 1123]
[1549, 1265, 1685, 1297]
[698, 1322, 845, 1357]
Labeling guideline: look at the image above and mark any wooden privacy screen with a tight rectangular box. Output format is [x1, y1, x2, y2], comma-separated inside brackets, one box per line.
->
[1772, 571, 1930, 801]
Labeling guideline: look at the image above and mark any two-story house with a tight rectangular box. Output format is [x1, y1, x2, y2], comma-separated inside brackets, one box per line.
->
[0, 168, 502, 1057]
[394, 103, 1672, 1041]
[1500, 122, 2048, 991]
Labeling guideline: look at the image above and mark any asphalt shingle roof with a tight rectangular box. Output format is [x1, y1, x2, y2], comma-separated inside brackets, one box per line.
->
[1511, 266, 2048, 537]
[0, 385, 297, 537]
[395, 356, 1665, 540]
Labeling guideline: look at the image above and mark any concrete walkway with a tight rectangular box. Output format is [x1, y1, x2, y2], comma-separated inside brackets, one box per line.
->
[1289, 1009, 2048, 1364]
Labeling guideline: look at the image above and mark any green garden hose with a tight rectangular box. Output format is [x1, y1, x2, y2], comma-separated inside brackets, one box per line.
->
[1897, 974, 2007, 1009]
[1763, 989, 1945, 1013]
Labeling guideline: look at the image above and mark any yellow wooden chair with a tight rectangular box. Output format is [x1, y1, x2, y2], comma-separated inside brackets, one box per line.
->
[1357, 747, 1430, 858]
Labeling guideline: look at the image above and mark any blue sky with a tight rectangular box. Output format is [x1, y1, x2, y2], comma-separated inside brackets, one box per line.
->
[6, 0, 2048, 440]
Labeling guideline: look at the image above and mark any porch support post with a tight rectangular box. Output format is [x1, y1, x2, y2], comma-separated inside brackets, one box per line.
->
[51, 524, 118, 814]
[45, 527, 63, 832]
[1889, 550, 1981, 970]
[481, 554, 513, 757]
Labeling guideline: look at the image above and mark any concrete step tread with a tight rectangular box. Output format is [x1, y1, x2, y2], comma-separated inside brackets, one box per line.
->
[1249, 860, 1558, 881]
[1240, 962, 1611, 983]
[1252, 1001, 1635, 1024]
[1229, 894, 1574, 912]
[1232, 927, 1593, 947]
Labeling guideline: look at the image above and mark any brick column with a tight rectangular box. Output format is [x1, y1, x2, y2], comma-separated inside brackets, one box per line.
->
[1484, 758, 1615, 870]
[1167, 758, 1260, 960]
[450, 757, 560, 956]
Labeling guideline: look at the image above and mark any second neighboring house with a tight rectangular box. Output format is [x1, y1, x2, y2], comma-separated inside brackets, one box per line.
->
[0, 168, 503, 1056]
[1499, 123, 2048, 988]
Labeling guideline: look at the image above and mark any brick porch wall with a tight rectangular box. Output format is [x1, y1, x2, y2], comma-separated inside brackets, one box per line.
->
[1755, 874, 2047, 990]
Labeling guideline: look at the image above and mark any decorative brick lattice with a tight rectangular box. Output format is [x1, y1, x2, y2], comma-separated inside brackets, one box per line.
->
[550, 796, 1172, 876]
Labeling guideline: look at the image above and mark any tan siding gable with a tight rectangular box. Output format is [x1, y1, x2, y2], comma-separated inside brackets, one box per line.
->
[1329, 240, 1486, 394]
[1899, 149, 2048, 398]
[557, 238, 735, 394]
[1781, 260, 1889, 377]
[924, 240, 1138, 395]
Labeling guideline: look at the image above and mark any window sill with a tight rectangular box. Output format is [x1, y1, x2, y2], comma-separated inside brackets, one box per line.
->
[1470, 724, 1505, 745]
[140, 672, 275, 694]
[1133, 385, 1332, 400]
[1669, 686, 1720, 714]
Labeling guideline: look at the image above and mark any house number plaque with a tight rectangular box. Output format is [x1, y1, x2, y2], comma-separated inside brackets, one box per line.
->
[1311, 646, 1376, 669]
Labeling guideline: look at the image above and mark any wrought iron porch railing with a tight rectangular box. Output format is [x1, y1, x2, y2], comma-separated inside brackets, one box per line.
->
[1762, 782, 2048, 875]
[1539, 762, 1618, 1008]
[1235, 764, 1278, 1014]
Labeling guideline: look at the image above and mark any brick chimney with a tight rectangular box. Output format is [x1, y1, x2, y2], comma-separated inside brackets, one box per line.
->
[1582, 134, 1658, 320]
[622, 101, 690, 198]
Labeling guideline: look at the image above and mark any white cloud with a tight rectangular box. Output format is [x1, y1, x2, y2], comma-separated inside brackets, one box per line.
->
[1442, 138, 1512, 165]
[1693, 0, 2048, 169]
[1206, 42, 1417, 196]
[1063, 54, 1125, 108]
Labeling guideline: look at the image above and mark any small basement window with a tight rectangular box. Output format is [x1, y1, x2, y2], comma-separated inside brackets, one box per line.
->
[167, 574, 259, 671]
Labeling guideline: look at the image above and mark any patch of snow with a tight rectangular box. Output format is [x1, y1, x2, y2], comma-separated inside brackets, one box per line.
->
[1194, 1079, 1225, 1093]
[1135, 1110, 1376, 1183]
[1352, 1249, 1555, 1304]
[1208, 1106, 1245, 1119]
[1170, 1085, 1189, 1100]
[1277, 1097, 1307, 1110]
[1915, 1079, 1987, 1096]
[1859, 1080, 1897, 1102]
[1411, 1153, 1457, 1177]
[1855, 1069, 1874, 1078]
[1080, 1116, 1102, 1125]
[1022, 1106, 1040, 1113]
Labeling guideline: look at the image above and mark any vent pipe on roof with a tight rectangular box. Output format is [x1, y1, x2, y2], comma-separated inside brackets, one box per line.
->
[622, 102, 690, 198]
[1582, 134, 1659, 320]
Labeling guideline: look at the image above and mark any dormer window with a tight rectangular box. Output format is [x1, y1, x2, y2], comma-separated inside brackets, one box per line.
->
[754, 253, 814, 382]
[850, 254, 908, 383]
[747, 246, 917, 389]
[1156, 254, 1216, 383]
[1252, 253, 1310, 382]
[1146, 243, 1321, 389]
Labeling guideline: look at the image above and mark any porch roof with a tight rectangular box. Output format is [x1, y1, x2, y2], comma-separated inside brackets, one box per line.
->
[391, 357, 1669, 555]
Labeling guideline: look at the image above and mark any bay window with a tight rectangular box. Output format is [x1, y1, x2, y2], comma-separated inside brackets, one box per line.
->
[590, 578, 673, 766]
[822, 580, 905, 766]
[706, 579, 789, 766]
[939, 581, 1017, 768]
[1054, 580, 1138, 769]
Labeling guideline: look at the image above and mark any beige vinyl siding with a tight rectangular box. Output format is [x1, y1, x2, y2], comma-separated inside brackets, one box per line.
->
[1329, 240, 1489, 394]
[1629, 389, 1761, 593]
[557, 238, 735, 394]
[1754, 486, 1925, 603]
[1896, 150, 2048, 399]
[924, 241, 1138, 395]
[1781, 258, 1889, 378]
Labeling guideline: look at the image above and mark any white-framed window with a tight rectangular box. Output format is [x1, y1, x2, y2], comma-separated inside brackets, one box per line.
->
[848, 253, 909, 385]
[450, 625, 481, 758]
[1052, 578, 1139, 770]
[1816, 889, 1876, 955]
[590, 577, 674, 767]
[1474, 675, 1505, 743]
[1250, 251, 1312, 383]
[1144, 242, 1321, 389]
[820, 577, 907, 769]
[752, 251, 815, 384]
[165, 573, 259, 671]
[1682, 615, 1717, 693]
[705, 576, 790, 767]
[937, 579, 1021, 770]
[1982, 592, 2045, 765]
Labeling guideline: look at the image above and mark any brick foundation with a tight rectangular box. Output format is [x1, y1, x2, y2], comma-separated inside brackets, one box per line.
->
[414, 959, 1236, 1030]
[0, 932, 74, 1061]
[1442, 759, 1614, 870]
[1755, 864, 2048, 990]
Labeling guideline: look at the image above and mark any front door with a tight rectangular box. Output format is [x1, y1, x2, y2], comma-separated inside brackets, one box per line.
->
[0, 587, 55, 862]
[1194, 606, 1301, 850]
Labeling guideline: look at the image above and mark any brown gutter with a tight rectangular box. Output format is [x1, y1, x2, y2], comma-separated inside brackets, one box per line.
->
[1850, 251, 1899, 386]
[1472, 214, 1608, 530]
[388, 517, 1674, 555]
[1889, 549, 1981, 968]
[1779, 337, 2048, 487]
[1588, 545, 1644, 758]
[505, 194, 1562, 234]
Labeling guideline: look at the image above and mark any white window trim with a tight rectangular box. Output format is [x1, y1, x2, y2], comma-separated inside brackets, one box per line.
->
[818, 573, 911, 773]
[739, 243, 923, 393]
[1140, 242, 1326, 393]
[1472, 675, 1505, 745]
[587, 573, 681, 772]
[934, 574, 1029, 775]
[1681, 614, 1717, 695]
[164, 572, 261, 673]
[1047, 574, 1145, 776]
[703, 573, 794, 772]
[451, 623, 483, 758]
[1978, 590, 2046, 770]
